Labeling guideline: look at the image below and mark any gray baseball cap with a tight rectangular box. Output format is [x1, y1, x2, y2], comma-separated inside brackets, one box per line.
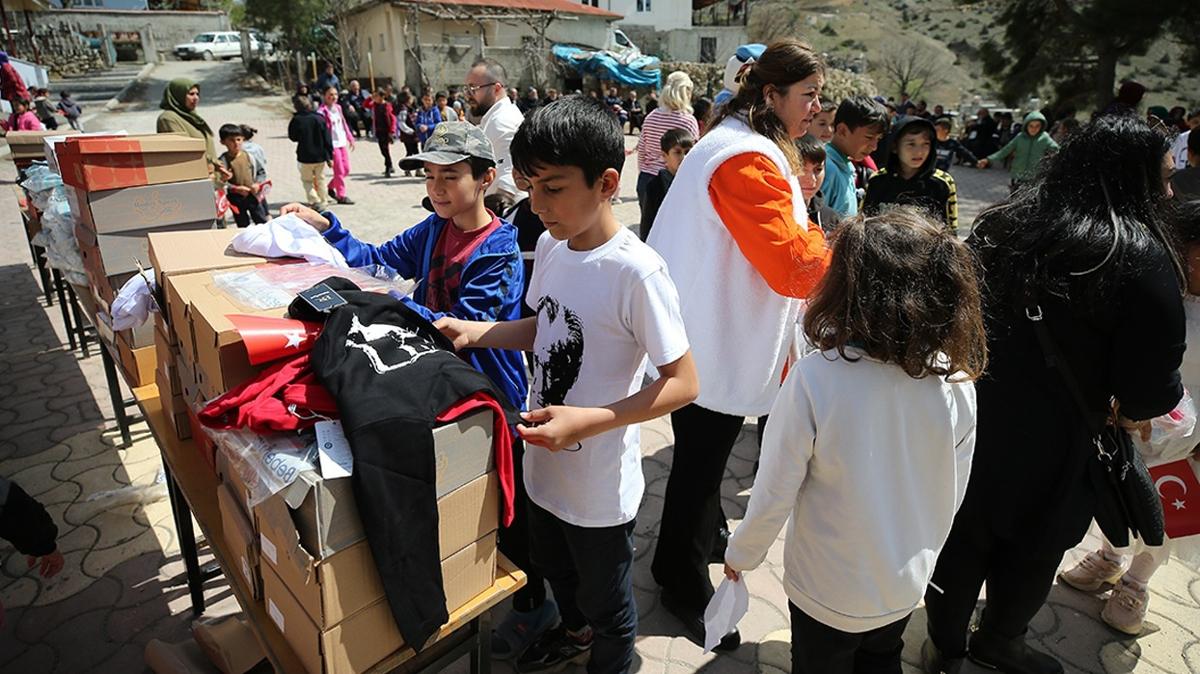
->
[398, 121, 496, 170]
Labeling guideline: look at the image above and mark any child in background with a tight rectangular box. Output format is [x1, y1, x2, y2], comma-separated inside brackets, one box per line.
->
[395, 92, 420, 176]
[217, 124, 269, 228]
[725, 208, 984, 674]
[978, 111, 1058, 188]
[933, 117, 977, 172]
[1058, 199, 1200, 636]
[238, 124, 269, 184]
[288, 95, 333, 211]
[437, 91, 459, 122]
[32, 88, 57, 130]
[318, 84, 355, 205]
[434, 97, 699, 673]
[56, 91, 83, 130]
[863, 117, 959, 233]
[415, 90, 442, 149]
[367, 88, 397, 177]
[639, 127, 695, 241]
[795, 134, 840, 233]
[822, 96, 890, 217]
[809, 103, 835, 143]
[1, 99, 44, 132]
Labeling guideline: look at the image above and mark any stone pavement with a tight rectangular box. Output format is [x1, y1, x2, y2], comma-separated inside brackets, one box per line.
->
[0, 58, 1196, 674]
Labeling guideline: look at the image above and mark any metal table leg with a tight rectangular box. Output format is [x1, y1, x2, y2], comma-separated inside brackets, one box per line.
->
[67, 285, 90, 358]
[51, 270, 76, 351]
[99, 344, 133, 447]
[30, 243, 53, 307]
[162, 461, 207, 617]
[472, 612, 492, 674]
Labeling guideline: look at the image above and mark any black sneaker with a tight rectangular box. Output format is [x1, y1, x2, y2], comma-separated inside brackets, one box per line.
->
[516, 625, 592, 673]
[335, 196, 355, 205]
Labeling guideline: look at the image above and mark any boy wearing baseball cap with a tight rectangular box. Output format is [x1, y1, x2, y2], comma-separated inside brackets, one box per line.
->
[281, 122, 548, 652]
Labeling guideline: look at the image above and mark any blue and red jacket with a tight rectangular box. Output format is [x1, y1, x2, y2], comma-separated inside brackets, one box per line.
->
[322, 211, 528, 412]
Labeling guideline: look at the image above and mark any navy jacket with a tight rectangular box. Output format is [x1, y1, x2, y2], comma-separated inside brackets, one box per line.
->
[322, 212, 528, 411]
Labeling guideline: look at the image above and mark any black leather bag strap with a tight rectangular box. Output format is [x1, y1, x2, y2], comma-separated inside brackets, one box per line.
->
[1023, 299, 1106, 441]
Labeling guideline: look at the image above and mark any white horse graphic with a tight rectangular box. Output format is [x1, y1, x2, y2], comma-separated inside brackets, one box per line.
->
[345, 314, 439, 374]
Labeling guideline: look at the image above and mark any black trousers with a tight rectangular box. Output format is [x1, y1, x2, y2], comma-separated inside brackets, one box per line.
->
[924, 497, 1064, 658]
[527, 499, 637, 674]
[228, 191, 268, 228]
[790, 602, 910, 674]
[496, 438, 547, 612]
[651, 403, 745, 612]
[377, 137, 394, 171]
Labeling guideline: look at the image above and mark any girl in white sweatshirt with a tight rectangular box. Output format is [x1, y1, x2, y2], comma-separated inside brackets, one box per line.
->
[723, 207, 987, 674]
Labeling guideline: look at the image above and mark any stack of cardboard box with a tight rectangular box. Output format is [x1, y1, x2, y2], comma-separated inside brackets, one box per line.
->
[57, 134, 217, 386]
[146, 230, 503, 673]
[4, 129, 80, 172]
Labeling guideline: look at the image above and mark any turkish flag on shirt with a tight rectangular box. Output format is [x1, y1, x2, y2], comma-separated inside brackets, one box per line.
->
[1148, 459, 1200, 539]
[228, 314, 324, 365]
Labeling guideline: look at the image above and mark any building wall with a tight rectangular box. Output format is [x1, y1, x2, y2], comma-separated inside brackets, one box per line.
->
[607, 0, 689, 31]
[664, 26, 748, 64]
[343, 6, 614, 92]
[30, 9, 229, 57]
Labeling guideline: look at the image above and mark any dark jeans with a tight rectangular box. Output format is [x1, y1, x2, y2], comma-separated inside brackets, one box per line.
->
[651, 403, 745, 612]
[527, 499, 637, 674]
[924, 497, 1064, 658]
[377, 137, 394, 172]
[228, 191, 268, 228]
[635, 171, 656, 225]
[790, 602, 910, 674]
[496, 439, 548, 612]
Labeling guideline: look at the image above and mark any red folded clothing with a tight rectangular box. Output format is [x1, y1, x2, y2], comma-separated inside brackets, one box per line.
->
[199, 353, 338, 433]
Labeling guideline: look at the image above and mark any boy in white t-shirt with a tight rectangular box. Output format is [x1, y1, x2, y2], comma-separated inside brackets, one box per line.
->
[435, 96, 698, 674]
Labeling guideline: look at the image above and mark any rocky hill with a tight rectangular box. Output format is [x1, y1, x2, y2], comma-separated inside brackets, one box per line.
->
[747, 0, 1198, 114]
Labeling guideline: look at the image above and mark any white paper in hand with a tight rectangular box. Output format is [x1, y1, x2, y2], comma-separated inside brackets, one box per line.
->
[703, 576, 749, 653]
[315, 420, 353, 478]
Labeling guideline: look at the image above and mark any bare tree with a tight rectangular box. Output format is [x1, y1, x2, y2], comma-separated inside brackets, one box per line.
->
[872, 40, 951, 100]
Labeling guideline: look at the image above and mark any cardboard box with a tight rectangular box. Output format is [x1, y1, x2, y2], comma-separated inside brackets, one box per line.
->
[215, 447, 256, 522]
[177, 354, 201, 404]
[5, 129, 79, 159]
[271, 411, 494, 561]
[148, 228, 269, 296]
[262, 534, 498, 674]
[76, 219, 214, 280]
[256, 470, 499, 631]
[156, 367, 191, 441]
[45, 131, 126, 175]
[69, 178, 216, 235]
[190, 614, 265, 674]
[117, 335, 156, 388]
[217, 481, 262, 600]
[154, 325, 181, 395]
[57, 134, 209, 191]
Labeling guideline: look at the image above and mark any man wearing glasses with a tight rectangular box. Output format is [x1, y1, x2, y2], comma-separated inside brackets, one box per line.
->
[465, 59, 527, 213]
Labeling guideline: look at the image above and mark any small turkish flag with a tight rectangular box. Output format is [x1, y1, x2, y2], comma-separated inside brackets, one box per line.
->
[228, 314, 323, 365]
[1148, 459, 1200, 539]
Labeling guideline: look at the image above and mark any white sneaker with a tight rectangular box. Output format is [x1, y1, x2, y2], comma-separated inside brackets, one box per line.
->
[1102, 577, 1148, 635]
[1059, 550, 1123, 592]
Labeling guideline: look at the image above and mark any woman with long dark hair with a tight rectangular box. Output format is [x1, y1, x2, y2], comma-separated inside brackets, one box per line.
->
[923, 115, 1185, 674]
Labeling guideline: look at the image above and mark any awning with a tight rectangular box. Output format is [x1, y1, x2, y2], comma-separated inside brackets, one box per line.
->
[551, 44, 661, 89]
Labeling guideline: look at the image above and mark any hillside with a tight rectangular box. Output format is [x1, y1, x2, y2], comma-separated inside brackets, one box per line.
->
[748, 0, 1199, 114]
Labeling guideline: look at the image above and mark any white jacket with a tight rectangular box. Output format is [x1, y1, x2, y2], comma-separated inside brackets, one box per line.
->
[725, 349, 977, 633]
[647, 116, 809, 416]
[479, 96, 527, 202]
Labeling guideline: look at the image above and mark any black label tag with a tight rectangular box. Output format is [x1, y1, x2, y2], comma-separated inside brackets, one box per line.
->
[298, 283, 348, 314]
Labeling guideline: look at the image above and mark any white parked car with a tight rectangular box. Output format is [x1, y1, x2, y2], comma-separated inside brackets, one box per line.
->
[174, 31, 273, 61]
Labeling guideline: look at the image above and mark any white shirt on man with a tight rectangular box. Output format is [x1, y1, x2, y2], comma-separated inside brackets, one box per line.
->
[524, 228, 689, 527]
[479, 95, 527, 201]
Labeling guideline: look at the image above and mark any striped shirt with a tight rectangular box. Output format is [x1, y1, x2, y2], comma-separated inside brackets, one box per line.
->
[637, 108, 700, 176]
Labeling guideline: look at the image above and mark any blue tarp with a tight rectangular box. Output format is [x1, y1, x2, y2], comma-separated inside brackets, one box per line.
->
[551, 45, 662, 89]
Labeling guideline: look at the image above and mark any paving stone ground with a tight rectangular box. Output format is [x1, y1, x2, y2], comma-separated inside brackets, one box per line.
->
[0, 59, 1196, 674]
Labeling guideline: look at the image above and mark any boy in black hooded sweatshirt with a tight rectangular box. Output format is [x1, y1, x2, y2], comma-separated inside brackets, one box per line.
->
[862, 116, 959, 233]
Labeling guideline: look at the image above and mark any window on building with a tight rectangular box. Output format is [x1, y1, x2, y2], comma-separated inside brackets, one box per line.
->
[581, 0, 599, 6]
[700, 37, 717, 63]
[637, 0, 652, 10]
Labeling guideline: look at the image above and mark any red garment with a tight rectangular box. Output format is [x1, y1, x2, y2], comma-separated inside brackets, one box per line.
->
[1, 62, 29, 104]
[424, 216, 501, 312]
[199, 353, 338, 433]
[435, 391, 516, 527]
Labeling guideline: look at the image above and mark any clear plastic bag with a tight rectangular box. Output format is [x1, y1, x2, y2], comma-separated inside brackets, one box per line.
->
[1135, 388, 1199, 465]
[211, 261, 415, 311]
[19, 162, 63, 208]
[205, 425, 318, 508]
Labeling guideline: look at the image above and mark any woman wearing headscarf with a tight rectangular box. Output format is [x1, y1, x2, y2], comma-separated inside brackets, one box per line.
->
[156, 78, 216, 167]
[0, 52, 30, 106]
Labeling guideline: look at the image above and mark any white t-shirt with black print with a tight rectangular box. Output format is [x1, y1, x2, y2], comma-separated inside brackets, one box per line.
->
[524, 227, 690, 527]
